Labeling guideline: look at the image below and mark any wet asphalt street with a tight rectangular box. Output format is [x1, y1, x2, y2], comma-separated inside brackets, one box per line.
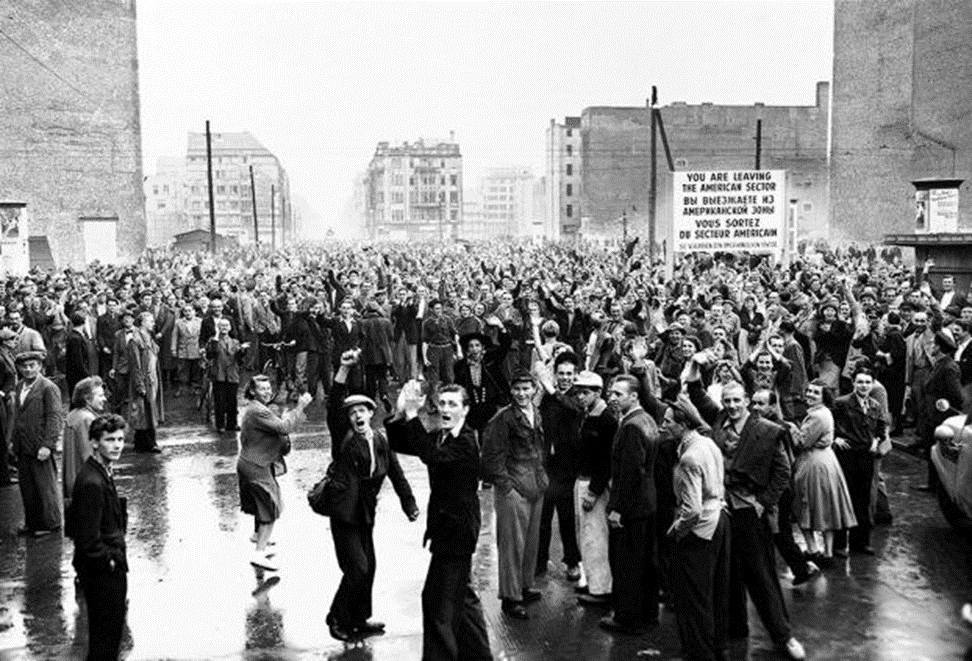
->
[1, 398, 972, 661]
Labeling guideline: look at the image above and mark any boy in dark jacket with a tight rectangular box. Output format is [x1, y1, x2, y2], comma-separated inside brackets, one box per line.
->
[68, 413, 129, 661]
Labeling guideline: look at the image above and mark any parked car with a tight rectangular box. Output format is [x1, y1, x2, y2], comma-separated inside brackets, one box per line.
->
[932, 411, 972, 531]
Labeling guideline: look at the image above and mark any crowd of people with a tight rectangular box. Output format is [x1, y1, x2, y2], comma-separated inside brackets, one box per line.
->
[2, 237, 969, 661]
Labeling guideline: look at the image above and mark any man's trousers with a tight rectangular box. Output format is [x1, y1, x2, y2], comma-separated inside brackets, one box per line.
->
[421, 554, 492, 661]
[18, 454, 61, 532]
[79, 570, 127, 661]
[608, 515, 659, 627]
[329, 520, 376, 628]
[727, 506, 791, 644]
[536, 473, 580, 573]
[673, 511, 730, 661]
[494, 487, 543, 601]
[833, 447, 874, 549]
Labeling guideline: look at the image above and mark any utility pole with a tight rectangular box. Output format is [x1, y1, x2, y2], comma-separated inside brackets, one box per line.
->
[755, 119, 763, 170]
[205, 120, 217, 254]
[270, 185, 276, 250]
[648, 86, 658, 261]
[249, 165, 259, 244]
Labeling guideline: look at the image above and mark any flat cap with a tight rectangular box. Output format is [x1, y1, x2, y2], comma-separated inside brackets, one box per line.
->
[509, 368, 535, 387]
[574, 370, 603, 390]
[342, 394, 376, 411]
[15, 350, 45, 364]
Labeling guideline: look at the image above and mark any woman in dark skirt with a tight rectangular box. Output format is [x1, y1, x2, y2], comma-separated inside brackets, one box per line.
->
[238, 375, 312, 571]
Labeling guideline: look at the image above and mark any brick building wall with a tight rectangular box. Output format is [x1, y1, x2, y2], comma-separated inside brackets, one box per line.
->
[831, 0, 972, 241]
[0, 0, 145, 267]
[580, 83, 829, 246]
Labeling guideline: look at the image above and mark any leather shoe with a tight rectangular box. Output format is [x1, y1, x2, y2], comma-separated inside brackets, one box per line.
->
[522, 588, 542, 603]
[328, 621, 354, 642]
[565, 564, 582, 581]
[501, 599, 528, 620]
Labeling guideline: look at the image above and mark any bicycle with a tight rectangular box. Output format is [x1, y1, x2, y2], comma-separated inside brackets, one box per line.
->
[261, 341, 296, 403]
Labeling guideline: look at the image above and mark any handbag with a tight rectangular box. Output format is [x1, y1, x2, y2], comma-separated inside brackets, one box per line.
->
[307, 464, 337, 517]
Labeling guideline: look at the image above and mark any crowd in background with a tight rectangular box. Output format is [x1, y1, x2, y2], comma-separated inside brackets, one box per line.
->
[2, 237, 969, 660]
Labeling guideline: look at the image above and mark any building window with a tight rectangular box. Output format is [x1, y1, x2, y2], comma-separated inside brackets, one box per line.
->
[231, 185, 239, 195]
[392, 210, 404, 222]
[566, 184, 573, 197]
[566, 145, 572, 156]
[566, 128, 572, 137]
[450, 209, 458, 221]
[566, 204, 573, 218]
[566, 164, 573, 176]
[440, 160, 445, 168]
[157, 201, 166, 210]
[152, 186, 158, 195]
[450, 191, 459, 203]
[450, 174, 458, 186]
[409, 177, 415, 186]
[217, 185, 226, 194]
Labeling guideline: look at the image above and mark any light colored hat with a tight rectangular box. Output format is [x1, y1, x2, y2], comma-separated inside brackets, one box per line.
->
[574, 370, 604, 390]
[0, 328, 16, 342]
[342, 394, 376, 411]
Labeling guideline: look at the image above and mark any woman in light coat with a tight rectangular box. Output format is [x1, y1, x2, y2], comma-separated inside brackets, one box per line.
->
[62, 376, 107, 503]
[788, 380, 857, 567]
[128, 312, 160, 453]
[238, 375, 312, 571]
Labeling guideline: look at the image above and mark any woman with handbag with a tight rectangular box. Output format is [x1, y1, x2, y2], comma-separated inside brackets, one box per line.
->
[324, 349, 419, 642]
[238, 375, 312, 571]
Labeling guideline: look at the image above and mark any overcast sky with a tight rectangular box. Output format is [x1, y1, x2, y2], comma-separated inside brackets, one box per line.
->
[136, 0, 834, 236]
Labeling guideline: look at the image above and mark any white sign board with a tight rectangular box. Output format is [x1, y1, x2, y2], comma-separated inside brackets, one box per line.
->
[0, 204, 29, 275]
[929, 188, 959, 233]
[672, 170, 785, 253]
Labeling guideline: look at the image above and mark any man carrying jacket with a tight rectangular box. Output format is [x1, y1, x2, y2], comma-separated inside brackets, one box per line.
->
[686, 354, 806, 660]
[386, 382, 492, 661]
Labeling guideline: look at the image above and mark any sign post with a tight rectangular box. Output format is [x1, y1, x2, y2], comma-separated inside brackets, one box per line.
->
[672, 169, 786, 255]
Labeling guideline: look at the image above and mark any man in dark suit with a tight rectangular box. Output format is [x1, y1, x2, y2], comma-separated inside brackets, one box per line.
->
[111, 308, 136, 411]
[66, 312, 96, 400]
[915, 332, 964, 491]
[96, 298, 120, 382]
[601, 374, 661, 635]
[686, 356, 806, 660]
[386, 383, 492, 661]
[12, 351, 64, 536]
[453, 319, 511, 434]
[327, 298, 364, 392]
[67, 413, 128, 661]
[832, 367, 887, 555]
[198, 297, 238, 347]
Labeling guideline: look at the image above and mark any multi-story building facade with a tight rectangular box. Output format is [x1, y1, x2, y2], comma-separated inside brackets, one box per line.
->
[477, 167, 545, 237]
[546, 117, 583, 239]
[145, 131, 293, 248]
[365, 137, 462, 241]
